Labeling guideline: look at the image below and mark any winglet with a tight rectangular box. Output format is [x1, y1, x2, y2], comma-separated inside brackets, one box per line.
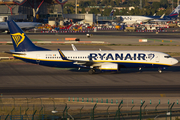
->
[71, 44, 77, 51]
[160, 13, 165, 19]
[58, 49, 68, 60]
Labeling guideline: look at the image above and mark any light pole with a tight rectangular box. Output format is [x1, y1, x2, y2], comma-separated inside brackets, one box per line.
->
[172, 0, 174, 12]
[75, 0, 77, 14]
[140, 0, 142, 9]
[178, 0, 179, 22]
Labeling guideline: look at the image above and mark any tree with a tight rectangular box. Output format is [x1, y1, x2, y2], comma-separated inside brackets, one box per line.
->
[89, 8, 100, 15]
[81, 8, 86, 13]
[110, 0, 115, 6]
[156, 10, 166, 16]
[114, 9, 120, 15]
[121, 8, 128, 15]
[102, 8, 112, 16]
[152, 2, 161, 9]
[160, 0, 169, 8]
[165, 7, 172, 15]
[81, 1, 91, 8]
[115, 0, 121, 6]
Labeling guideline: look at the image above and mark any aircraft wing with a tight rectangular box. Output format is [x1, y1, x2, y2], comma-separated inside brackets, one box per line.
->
[58, 49, 101, 67]
[58, 49, 119, 72]
[151, 19, 174, 22]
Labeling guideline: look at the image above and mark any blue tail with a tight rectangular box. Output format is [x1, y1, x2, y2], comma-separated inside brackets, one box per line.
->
[168, 5, 180, 17]
[7, 20, 49, 52]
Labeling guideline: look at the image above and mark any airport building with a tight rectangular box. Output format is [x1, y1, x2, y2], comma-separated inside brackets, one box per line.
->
[0, 0, 62, 22]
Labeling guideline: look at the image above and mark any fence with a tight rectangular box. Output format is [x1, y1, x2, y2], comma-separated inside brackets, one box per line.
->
[0, 97, 180, 120]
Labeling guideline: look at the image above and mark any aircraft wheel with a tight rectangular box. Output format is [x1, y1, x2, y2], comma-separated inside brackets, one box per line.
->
[158, 69, 162, 73]
[88, 69, 95, 74]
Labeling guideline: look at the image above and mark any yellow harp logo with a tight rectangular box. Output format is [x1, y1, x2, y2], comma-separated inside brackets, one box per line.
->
[11, 33, 25, 47]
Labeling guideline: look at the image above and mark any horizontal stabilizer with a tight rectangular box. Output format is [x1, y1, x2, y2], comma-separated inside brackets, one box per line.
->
[4, 51, 26, 55]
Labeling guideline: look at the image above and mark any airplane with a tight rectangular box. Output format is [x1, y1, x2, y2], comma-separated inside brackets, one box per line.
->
[0, 21, 41, 33]
[116, 5, 180, 24]
[6, 20, 178, 74]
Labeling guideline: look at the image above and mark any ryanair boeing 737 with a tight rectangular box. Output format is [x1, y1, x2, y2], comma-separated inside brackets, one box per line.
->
[7, 20, 178, 74]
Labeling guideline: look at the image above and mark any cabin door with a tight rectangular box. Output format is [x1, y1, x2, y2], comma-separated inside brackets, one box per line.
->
[155, 54, 159, 62]
[36, 54, 40, 63]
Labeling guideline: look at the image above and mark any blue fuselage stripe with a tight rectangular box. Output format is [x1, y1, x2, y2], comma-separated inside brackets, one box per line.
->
[14, 56, 170, 68]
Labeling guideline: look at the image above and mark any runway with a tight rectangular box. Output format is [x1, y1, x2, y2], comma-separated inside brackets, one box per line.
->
[0, 61, 180, 97]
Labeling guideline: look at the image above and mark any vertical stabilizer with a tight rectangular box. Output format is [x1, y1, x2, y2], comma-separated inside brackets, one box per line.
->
[169, 5, 180, 17]
[109, 9, 114, 17]
[7, 20, 49, 52]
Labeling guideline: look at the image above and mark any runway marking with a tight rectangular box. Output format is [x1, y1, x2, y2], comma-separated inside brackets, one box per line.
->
[10, 63, 37, 65]
[147, 38, 176, 43]
[160, 94, 166, 97]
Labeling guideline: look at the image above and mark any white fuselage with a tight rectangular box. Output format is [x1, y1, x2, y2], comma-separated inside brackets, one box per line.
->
[0, 22, 41, 31]
[116, 16, 154, 24]
[13, 50, 178, 69]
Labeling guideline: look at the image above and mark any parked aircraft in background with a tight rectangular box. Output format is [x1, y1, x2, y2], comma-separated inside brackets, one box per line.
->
[6, 20, 178, 74]
[116, 5, 180, 24]
[0, 21, 41, 33]
[151, 7, 180, 22]
[110, 9, 114, 16]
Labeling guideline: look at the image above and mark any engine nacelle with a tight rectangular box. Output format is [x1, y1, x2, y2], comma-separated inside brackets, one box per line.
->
[136, 20, 143, 24]
[99, 63, 118, 71]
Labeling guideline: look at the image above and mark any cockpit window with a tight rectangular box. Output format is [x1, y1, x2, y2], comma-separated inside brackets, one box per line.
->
[164, 56, 171, 58]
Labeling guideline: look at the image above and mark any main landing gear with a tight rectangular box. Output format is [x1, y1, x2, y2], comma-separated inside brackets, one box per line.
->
[88, 69, 96, 74]
[158, 69, 162, 73]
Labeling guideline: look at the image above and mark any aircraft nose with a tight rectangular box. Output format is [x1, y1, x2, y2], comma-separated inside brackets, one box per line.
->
[172, 58, 178, 65]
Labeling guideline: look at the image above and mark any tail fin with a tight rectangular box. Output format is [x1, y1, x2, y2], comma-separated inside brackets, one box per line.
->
[169, 5, 180, 17]
[109, 9, 114, 17]
[7, 20, 49, 52]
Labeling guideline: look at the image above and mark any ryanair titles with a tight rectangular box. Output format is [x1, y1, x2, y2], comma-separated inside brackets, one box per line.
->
[89, 53, 155, 61]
